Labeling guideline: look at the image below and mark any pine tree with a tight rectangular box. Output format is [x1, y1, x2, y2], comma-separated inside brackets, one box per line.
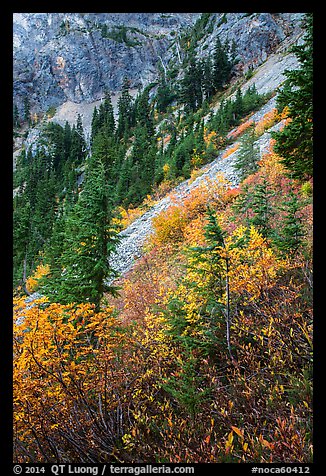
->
[52, 154, 119, 310]
[234, 124, 260, 180]
[116, 77, 133, 139]
[273, 189, 305, 256]
[250, 179, 275, 239]
[272, 13, 313, 180]
[13, 104, 20, 128]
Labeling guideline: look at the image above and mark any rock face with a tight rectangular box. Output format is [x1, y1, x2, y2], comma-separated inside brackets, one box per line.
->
[13, 13, 304, 116]
[13, 13, 201, 114]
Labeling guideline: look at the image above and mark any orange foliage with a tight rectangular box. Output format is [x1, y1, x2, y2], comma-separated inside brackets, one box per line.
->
[222, 142, 240, 159]
[227, 119, 254, 140]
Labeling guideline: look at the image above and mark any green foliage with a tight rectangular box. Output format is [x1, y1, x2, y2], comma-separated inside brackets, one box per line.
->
[156, 80, 176, 113]
[101, 25, 142, 47]
[234, 124, 260, 180]
[273, 189, 305, 256]
[116, 78, 134, 139]
[43, 154, 119, 309]
[13, 104, 20, 128]
[250, 179, 275, 239]
[272, 13, 313, 180]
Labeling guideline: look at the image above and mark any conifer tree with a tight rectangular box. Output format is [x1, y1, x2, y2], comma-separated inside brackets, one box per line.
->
[234, 124, 260, 180]
[233, 87, 244, 121]
[134, 87, 155, 137]
[180, 54, 203, 112]
[250, 179, 275, 239]
[102, 92, 116, 136]
[201, 56, 215, 101]
[116, 77, 133, 139]
[51, 154, 119, 310]
[273, 189, 305, 256]
[212, 36, 232, 91]
[272, 13, 313, 180]
[13, 104, 20, 128]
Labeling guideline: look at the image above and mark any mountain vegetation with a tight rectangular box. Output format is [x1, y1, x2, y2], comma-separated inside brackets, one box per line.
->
[13, 13, 313, 464]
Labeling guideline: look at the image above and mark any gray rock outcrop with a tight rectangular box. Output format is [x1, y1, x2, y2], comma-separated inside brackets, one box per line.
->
[13, 13, 304, 116]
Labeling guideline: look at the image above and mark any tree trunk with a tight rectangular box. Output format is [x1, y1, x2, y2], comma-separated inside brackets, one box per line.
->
[225, 256, 234, 360]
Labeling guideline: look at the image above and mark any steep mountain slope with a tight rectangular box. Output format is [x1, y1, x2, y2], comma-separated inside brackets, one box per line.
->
[108, 54, 296, 278]
[13, 13, 313, 465]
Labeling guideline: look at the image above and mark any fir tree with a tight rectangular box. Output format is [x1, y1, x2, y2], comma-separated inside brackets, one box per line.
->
[116, 77, 133, 139]
[52, 154, 119, 310]
[234, 124, 260, 180]
[273, 189, 305, 256]
[272, 13, 313, 180]
[250, 179, 275, 239]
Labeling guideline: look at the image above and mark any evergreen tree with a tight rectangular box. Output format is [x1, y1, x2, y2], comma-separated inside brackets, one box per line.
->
[51, 154, 119, 310]
[13, 104, 20, 128]
[90, 106, 100, 145]
[134, 87, 155, 137]
[180, 54, 203, 113]
[116, 77, 133, 139]
[234, 124, 260, 180]
[13, 195, 31, 286]
[273, 189, 305, 256]
[232, 87, 244, 121]
[102, 92, 116, 136]
[201, 56, 215, 101]
[250, 179, 275, 239]
[212, 36, 233, 91]
[242, 84, 264, 114]
[156, 78, 175, 113]
[272, 13, 313, 180]
[72, 114, 87, 164]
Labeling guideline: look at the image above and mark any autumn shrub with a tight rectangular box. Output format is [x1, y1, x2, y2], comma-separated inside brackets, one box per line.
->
[254, 108, 278, 136]
[25, 263, 50, 293]
[13, 298, 141, 463]
[227, 119, 254, 140]
[151, 204, 188, 246]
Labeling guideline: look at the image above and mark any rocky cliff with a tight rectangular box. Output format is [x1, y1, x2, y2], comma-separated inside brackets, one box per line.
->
[13, 13, 304, 116]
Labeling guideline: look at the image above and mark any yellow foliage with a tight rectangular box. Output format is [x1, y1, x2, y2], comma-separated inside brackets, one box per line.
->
[255, 108, 278, 136]
[151, 205, 187, 246]
[25, 263, 50, 293]
[162, 163, 170, 177]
